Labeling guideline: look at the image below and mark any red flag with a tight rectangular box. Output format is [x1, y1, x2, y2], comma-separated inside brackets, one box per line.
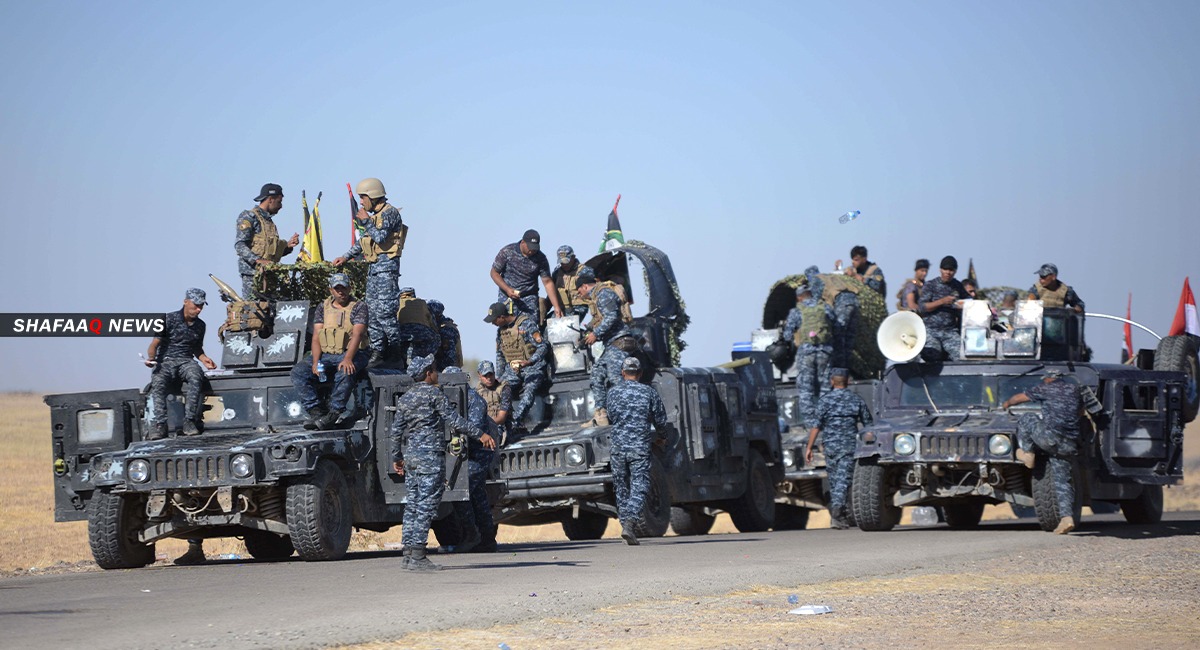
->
[1124, 293, 1134, 360]
[347, 183, 359, 248]
[1168, 277, 1199, 337]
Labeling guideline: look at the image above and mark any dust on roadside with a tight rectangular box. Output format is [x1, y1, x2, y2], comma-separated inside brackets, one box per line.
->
[344, 528, 1200, 650]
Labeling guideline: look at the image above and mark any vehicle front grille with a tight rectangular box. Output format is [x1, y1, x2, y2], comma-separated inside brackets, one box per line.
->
[153, 456, 226, 483]
[919, 434, 986, 457]
[497, 448, 562, 475]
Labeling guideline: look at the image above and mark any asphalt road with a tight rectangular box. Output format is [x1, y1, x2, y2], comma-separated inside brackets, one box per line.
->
[2, 513, 1197, 650]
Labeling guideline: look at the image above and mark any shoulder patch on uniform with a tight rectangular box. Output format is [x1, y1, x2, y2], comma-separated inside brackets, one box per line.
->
[238, 220, 251, 230]
[532, 331, 543, 343]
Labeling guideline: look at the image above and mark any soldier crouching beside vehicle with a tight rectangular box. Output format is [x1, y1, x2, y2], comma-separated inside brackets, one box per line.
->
[289, 273, 369, 430]
[390, 355, 495, 571]
[146, 288, 216, 440]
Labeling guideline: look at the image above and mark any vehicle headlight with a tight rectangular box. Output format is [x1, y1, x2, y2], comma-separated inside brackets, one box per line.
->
[565, 444, 586, 467]
[783, 449, 796, 468]
[894, 433, 916, 456]
[128, 459, 150, 483]
[78, 409, 115, 445]
[230, 454, 254, 478]
[989, 434, 1013, 456]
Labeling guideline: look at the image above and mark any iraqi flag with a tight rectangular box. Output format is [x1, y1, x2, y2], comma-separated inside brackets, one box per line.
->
[598, 194, 624, 252]
[1168, 277, 1199, 337]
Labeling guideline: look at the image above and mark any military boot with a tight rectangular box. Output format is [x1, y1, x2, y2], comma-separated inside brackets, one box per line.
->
[173, 539, 206, 565]
[1016, 448, 1036, 469]
[181, 420, 201, 436]
[399, 546, 412, 568]
[620, 519, 640, 546]
[148, 422, 168, 441]
[1053, 516, 1076, 535]
[404, 545, 441, 571]
[303, 407, 327, 430]
[472, 526, 498, 553]
[313, 410, 342, 431]
[454, 525, 481, 554]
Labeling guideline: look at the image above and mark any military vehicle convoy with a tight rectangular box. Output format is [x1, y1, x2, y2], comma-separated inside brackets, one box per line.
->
[852, 301, 1194, 531]
[47, 299, 474, 569]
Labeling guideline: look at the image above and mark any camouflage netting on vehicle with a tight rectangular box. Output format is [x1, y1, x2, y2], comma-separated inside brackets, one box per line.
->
[254, 261, 370, 302]
[624, 240, 690, 366]
[979, 286, 1024, 308]
[762, 273, 888, 379]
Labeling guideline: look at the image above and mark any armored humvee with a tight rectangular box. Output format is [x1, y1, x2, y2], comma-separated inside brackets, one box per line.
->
[491, 243, 783, 538]
[852, 301, 1193, 531]
[47, 299, 473, 569]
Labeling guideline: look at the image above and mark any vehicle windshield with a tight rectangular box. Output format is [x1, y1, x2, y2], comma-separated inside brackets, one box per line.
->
[541, 386, 596, 428]
[898, 374, 985, 408]
[997, 374, 1078, 404]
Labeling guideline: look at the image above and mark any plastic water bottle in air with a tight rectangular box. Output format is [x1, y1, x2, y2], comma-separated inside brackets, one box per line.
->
[838, 210, 861, 224]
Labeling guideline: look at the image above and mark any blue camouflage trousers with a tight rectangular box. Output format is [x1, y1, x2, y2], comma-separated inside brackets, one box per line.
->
[290, 351, 368, 413]
[823, 443, 855, 520]
[498, 292, 540, 319]
[366, 269, 400, 354]
[831, 292, 859, 369]
[150, 357, 206, 425]
[610, 451, 652, 524]
[1017, 413, 1078, 518]
[397, 324, 438, 368]
[402, 468, 446, 547]
[466, 447, 495, 535]
[511, 369, 546, 426]
[921, 327, 962, 362]
[795, 346, 832, 429]
[240, 273, 259, 301]
[591, 343, 629, 412]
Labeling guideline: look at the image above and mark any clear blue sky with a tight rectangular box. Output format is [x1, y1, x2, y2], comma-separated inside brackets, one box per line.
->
[1, 1, 1196, 393]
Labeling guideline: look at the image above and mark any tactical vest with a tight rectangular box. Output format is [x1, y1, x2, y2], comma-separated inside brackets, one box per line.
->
[440, 320, 464, 366]
[555, 268, 582, 312]
[1034, 282, 1070, 308]
[820, 273, 862, 302]
[896, 279, 921, 311]
[862, 263, 886, 296]
[793, 303, 832, 346]
[396, 295, 436, 328]
[587, 281, 634, 326]
[317, 297, 358, 354]
[477, 383, 507, 420]
[360, 203, 408, 263]
[499, 314, 536, 363]
[249, 210, 287, 262]
[221, 300, 272, 336]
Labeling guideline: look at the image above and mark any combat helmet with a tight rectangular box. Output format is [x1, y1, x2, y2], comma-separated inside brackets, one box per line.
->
[356, 178, 387, 199]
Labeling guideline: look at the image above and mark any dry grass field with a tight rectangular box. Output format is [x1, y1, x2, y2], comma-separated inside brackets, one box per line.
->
[2, 392, 1197, 573]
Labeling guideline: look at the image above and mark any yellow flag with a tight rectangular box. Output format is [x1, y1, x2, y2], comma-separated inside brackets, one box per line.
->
[299, 192, 325, 263]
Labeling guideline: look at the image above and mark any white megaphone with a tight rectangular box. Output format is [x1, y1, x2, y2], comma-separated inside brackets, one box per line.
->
[877, 311, 927, 363]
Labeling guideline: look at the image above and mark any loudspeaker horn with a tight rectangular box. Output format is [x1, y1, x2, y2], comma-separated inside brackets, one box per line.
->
[877, 311, 927, 363]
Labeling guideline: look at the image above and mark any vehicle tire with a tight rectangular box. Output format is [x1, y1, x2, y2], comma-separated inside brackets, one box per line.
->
[88, 490, 155, 569]
[1031, 456, 1083, 532]
[670, 506, 715, 536]
[942, 501, 986, 529]
[633, 455, 671, 538]
[728, 449, 776, 532]
[242, 530, 295, 560]
[773, 504, 810, 531]
[562, 511, 610, 540]
[852, 460, 900, 531]
[1154, 334, 1199, 423]
[286, 459, 352, 561]
[1120, 484, 1164, 524]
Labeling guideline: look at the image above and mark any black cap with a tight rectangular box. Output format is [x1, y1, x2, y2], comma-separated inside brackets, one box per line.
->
[940, 255, 958, 271]
[483, 302, 509, 324]
[522, 229, 541, 252]
[254, 183, 283, 202]
[914, 258, 930, 271]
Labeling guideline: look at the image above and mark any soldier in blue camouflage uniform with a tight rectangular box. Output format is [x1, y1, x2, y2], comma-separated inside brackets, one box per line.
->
[333, 178, 405, 367]
[427, 300, 464, 371]
[783, 277, 835, 429]
[1002, 368, 1103, 534]
[841, 245, 886, 298]
[552, 245, 592, 320]
[576, 265, 635, 427]
[395, 287, 439, 369]
[476, 360, 514, 445]
[390, 355, 495, 570]
[486, 302, 550, 430]
[808, 265, 859, 371]
[440, 366, 500, 554]
[805, 368, 873, 529]
[234, 183, 300, 299]
[289, 274, 369, 430]
[606, 357, 669, 545]
[145, 288, 217, 440]
[1027, 263, 1086, 312]
[918, 256, 969, 362]
[490, 229, 564, 319]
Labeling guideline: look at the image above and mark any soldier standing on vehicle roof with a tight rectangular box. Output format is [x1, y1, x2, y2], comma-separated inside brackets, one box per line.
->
[918, 256, 970, 362]
[395, 287, 439, 370]
[234, 183, 300, 300]
[810, 265, 860, 371]
[486, 302, 550, 432]
[1027, 263, 1085, 313]
[427, 300, 464, 371]
[896, 258, 930, 312]
[440, 366, 500, 554]
[490, 229, 564, 321]
[289, 273, 369, 431]
[552, 245, 591, 320]
[783, 276, 835, 430]
[606, 357, 669, 546]
[805, 368, 873, 530]
[476, 360, 513, 444]
[576, 265, 637, 428]
[390, 355, 495, 571]
[145, 288, 216, 440]
[838, 245, 886, 298]
[332, 178, 405, 367]
[1001, 368, 1103, 534]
